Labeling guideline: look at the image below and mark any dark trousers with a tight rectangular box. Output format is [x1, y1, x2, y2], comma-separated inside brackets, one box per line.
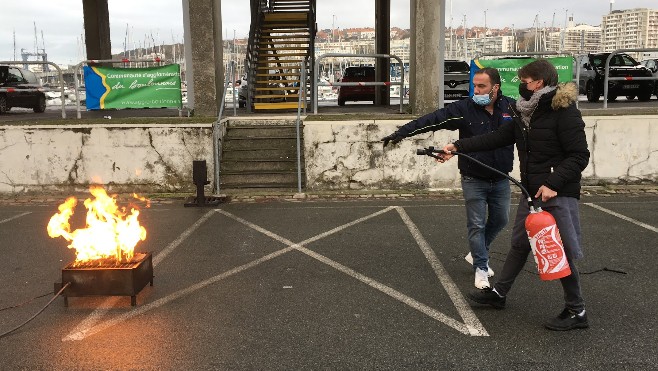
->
[493, 197, 585, 312]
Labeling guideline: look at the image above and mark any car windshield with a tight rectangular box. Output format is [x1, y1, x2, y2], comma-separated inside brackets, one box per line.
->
[591, 54, 638, 67]
[445, 61, 469, 73]
[344, 67, 374, 78]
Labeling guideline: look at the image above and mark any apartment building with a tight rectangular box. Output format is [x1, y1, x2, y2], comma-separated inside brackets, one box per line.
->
[546, 17, 601, 54]
[601, 8, 658, 59]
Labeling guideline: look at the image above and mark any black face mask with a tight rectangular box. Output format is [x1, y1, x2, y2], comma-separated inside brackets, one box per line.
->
[518, 82, 534, 100]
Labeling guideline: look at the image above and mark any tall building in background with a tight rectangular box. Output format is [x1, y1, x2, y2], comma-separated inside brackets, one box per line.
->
[546, 17, 601, 54]
[601, 8, 658, 59]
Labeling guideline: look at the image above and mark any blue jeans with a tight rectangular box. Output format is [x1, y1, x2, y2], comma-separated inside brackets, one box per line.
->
[461, 176, 511, 272]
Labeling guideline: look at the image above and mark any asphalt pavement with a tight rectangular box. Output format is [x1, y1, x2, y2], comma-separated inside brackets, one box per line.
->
[0, 193, 656, 369]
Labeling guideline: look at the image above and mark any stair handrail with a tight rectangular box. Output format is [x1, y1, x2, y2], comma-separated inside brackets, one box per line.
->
[246, 0, 266, 112]
[295, 57, 308, 194]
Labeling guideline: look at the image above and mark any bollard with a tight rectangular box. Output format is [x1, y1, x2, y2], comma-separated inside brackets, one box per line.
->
[184, 160, 223, 207]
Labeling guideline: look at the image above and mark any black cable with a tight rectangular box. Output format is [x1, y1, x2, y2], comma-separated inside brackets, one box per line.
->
[0, 282, 70, 339]
[0, 292, 53, 312]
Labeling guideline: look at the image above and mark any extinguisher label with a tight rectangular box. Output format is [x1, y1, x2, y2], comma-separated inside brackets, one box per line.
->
[528, 224, 569, 274]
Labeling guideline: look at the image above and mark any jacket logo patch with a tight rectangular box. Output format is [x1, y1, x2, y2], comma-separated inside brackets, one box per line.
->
[502, 113, 512, 121]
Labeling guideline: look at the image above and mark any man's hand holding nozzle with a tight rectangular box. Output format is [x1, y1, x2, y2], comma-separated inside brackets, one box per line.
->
[435, 143, 457, 163]
[382, 131, 405, 148]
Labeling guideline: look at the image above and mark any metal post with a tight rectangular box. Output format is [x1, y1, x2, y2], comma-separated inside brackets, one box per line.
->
[295, 59, 306, 194]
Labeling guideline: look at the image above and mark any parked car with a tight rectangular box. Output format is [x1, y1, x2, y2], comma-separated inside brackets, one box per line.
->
[577, 53, 653, 102]
[0, 65, 47, 113]
[337, 66, 376, 106]
[640, 58, 658, 98]
[444, 60, 470, 100]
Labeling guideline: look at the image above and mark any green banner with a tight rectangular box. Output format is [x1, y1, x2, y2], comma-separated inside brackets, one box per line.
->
[471, 57, 573, 100]
[84, 64, 182, 109]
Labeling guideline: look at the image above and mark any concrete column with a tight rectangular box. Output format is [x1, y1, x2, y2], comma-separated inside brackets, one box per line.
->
[409, 0, 444, 115]
[375, 0, 390, 106]
[183, 0, 223, 116]
[81, 0, 111, 60]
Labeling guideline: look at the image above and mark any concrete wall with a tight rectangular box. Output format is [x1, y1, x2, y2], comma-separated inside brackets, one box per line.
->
[0, 123, 213, 193]
[0, 116, 656, 194]
[303, 115, 658, 190]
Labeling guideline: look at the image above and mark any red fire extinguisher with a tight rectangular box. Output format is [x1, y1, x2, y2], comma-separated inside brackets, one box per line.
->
[416, 146, 572, 281]
[525, 205, 571, 280]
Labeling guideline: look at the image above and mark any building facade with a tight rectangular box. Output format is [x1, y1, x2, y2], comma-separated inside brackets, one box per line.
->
[601, 8, 658, 59]
[546, 18, 601, 54]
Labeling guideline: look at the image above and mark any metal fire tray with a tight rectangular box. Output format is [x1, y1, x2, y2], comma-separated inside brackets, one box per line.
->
[55, 252, 153, 306]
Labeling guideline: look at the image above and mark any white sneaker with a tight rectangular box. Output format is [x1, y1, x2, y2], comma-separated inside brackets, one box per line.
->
[465, 252, 494, 277]
[474, 268, 491, 289]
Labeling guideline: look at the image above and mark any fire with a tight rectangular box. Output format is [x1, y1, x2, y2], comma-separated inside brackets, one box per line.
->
[48, 185, 147, 265]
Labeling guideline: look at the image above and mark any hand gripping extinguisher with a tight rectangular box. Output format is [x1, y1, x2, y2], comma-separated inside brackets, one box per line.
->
[416, 146, 571, 281]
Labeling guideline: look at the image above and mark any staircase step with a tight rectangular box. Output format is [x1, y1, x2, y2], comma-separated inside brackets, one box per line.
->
[260, 35, 310, 40]
[255, 79, 300, 84]
[257, 59, 304, 64]
[259, 53, 309, 57]
[255, 86, 300, 91]
[254, 94, 300, 99]
[254, 102, 304, 110]
[223, 137, 298, 150]
[261, 29, 309, 33]
[222, 148, 297, 160]
[258, 46, 309, 51]
[259, 41, 309, 45]
[263, 12, 308, 22]
[220, 172, 302, 187]
[222, 160, 300, 172]
[227, 125, 300, 137]
[256, 73, 302, 77]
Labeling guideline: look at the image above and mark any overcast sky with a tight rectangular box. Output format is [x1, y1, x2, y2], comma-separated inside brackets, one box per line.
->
[1, 0, 656, 66]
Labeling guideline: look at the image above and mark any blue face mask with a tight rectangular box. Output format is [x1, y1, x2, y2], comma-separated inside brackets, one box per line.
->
[472, 88, 494, 106]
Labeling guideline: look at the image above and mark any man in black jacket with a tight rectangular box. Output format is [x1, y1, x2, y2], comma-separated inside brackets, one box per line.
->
[383, 67, 515, 290]
[440, 59, 590, 331]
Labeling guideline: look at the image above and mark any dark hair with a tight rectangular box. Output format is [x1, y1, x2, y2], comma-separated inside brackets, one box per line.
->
[474, 67, 501, 86]
[518, 59, 558, 87]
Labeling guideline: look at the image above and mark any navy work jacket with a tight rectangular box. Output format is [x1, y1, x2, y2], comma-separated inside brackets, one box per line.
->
[396, 93, 516, 181]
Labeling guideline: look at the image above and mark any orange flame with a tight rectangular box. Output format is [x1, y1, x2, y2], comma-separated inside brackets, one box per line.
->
[47, 185, 147, 265]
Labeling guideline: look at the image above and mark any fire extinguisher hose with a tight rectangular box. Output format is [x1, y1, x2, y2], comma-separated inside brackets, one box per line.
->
[416, 146, 536, 209]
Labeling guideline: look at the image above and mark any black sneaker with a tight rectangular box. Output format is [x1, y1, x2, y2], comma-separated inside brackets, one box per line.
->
[544, 308, 589, 331]
[466, 288, 506, 309]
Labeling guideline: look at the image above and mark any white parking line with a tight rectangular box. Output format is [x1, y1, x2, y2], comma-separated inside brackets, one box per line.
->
[0, 212, 31, 224]
[63, 206, 485, 340]
[396, 207, 488, 336]
[584, 203, 658, 233]
[63, 210, 216, 341]
[63, 207, 391, 341]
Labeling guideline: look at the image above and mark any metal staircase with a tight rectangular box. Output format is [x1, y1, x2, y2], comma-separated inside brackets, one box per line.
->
[245, 0, 316, 111]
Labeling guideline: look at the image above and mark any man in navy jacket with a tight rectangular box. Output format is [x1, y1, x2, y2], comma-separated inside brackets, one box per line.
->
[383, 67, 515, 289]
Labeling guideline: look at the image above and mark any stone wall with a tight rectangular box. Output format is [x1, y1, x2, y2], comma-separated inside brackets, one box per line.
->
[0, 123, 213, 193]
[303, 115, 658, 190]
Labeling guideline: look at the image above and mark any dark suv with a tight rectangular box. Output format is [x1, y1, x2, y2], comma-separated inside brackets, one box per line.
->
[0, 65, 47, 113]
[578, 53, 653, 102]
[337, 66, 375, 106]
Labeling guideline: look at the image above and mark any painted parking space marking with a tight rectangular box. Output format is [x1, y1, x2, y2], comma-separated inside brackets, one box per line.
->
[396, 207, 488, 336]
[63, 207, 390, 341]
[584, 202, 658, 233]
[64, 206, 487, 340]
[0, 212, 31, 224]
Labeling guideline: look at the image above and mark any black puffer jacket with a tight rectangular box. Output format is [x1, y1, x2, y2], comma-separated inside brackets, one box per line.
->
[454, 83, 590, 199]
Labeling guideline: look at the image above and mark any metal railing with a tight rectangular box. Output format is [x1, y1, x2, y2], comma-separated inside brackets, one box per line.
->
[0, 60, 66, 118]
[313, 53, 404, 114]
[603, 48, 658, 108]
[214, 61, 238, 195]
[72, 58, 170, 119]
[295, 58, 308, 193]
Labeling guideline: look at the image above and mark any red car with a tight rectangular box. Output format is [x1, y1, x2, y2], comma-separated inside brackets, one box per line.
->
[337, 66, 375, 106]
